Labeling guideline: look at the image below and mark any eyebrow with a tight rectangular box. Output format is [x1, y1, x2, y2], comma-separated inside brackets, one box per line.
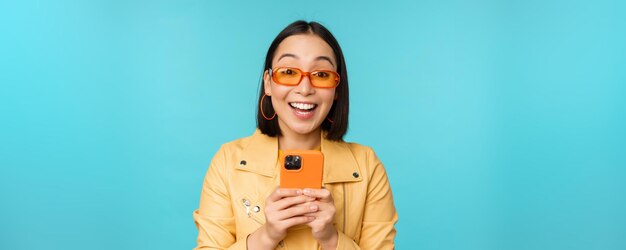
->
[277, 53, 335, 67]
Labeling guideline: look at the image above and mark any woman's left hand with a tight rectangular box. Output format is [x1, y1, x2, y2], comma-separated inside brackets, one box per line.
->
[302, 188, 338, 250]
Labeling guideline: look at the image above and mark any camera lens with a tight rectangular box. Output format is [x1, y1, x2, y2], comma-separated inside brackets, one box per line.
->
[284, 155, 302, 170]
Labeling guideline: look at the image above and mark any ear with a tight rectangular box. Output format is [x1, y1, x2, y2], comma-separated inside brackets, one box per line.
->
[263, 69, 272, 96]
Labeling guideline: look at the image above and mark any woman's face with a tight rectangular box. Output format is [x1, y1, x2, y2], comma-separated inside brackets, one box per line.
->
[264, 33, 337, 137]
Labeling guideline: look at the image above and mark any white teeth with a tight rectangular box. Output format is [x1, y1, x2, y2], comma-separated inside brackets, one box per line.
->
[289, 102, 316, 110]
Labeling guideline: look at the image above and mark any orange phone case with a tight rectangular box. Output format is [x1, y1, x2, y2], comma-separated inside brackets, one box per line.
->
[279, 150, 324, 189]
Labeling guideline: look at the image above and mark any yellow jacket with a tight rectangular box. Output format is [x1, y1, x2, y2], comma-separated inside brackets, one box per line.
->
[193, 130, 398, 249]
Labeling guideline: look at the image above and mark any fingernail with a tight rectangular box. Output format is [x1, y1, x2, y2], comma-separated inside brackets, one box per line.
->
[303, 189, 311, 195]
[296, 190, 302, 195]
[310, 205, 318, 211]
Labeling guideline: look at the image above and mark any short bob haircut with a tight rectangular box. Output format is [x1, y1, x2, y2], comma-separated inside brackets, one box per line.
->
[257, 20, 349, 141]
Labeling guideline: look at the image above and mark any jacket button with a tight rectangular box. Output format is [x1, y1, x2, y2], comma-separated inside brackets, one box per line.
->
[352, 172, 359, 178]
[240, 160, 247, 166]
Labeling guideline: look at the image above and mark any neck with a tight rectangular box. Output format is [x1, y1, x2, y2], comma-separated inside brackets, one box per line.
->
[278, 127, 322, 150]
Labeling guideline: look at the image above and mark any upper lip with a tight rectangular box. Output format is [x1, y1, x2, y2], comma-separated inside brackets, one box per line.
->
[288, 101, 317, 104]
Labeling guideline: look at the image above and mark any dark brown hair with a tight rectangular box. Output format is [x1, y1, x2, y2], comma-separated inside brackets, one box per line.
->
[257, 20, 349, 141]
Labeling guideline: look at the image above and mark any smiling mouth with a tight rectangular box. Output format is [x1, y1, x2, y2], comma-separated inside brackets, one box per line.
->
[289, 102, 318, 112]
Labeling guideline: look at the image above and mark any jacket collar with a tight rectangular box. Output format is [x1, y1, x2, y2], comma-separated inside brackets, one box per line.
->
[236, 130, 362, 184]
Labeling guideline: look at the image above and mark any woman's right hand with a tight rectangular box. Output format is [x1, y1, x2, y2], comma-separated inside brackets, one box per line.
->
[247, 187, 318, 249]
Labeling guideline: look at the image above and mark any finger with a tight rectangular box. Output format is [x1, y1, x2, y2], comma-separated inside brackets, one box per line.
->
[307, 200, 334, 212]
[301, 201, 335, 219]
[302, 188, 333, 202]
[288, 200, 318, 211]
[286, 195, 316, 203]
[272, 195, 310, 211]
[268, 187, 303, 202]
[302, 211, 334, 226]
[292, 201, 320, 210]
[301, 210, 320, 217]
[301, 204, 328, 217]
[280, 215, 315, 228]
[289, 201, 320, 211]
[276, 202, 319, 220]
[302, 209, 334, 219]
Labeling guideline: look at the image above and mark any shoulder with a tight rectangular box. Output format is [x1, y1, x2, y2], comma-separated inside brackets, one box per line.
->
[208, 134, 256, 166]
[342, 141, 378, 159]
[345, 141, 388, 175]
[334, 140, 384, 173]
[219, 134, 254, 153]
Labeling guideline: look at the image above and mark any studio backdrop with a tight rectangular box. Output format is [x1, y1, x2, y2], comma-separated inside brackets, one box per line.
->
[1, 0, 625, 249]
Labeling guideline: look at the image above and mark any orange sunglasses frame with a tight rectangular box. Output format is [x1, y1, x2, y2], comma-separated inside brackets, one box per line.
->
[270, 67, 340, 88]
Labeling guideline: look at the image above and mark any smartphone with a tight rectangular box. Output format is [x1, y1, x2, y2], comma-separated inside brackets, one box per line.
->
[279, 150, 324, 189]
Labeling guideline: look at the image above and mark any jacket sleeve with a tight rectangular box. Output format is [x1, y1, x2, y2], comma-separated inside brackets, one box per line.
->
[193, 146, 248, 250]
[338, 147, 399, 250]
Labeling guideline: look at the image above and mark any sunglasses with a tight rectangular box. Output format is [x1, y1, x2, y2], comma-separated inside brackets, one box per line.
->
[269, 67, 340, 88]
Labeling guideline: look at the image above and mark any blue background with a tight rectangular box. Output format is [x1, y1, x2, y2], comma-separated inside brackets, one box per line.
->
[1, 0, 625, 249]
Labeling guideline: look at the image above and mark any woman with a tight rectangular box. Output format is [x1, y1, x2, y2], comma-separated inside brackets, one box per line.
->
[193, 20, 398, 250]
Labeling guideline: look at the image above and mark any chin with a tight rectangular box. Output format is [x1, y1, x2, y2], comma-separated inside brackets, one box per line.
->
[284, 120, 322, 135]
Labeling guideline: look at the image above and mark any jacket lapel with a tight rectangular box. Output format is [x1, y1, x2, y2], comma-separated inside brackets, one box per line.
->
[321, 135, 363, 184]
[235, 130, 278, 177]
[235, 130, 363, 184]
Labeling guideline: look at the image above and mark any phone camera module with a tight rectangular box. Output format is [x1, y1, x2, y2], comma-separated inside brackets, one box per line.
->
[284, 155, 302, 170]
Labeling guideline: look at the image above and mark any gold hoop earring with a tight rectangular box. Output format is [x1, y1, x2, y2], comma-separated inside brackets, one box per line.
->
[260, 94, 276, 120]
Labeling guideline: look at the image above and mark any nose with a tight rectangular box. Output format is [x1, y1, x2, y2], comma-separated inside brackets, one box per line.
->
[294, 74, 315, 96]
